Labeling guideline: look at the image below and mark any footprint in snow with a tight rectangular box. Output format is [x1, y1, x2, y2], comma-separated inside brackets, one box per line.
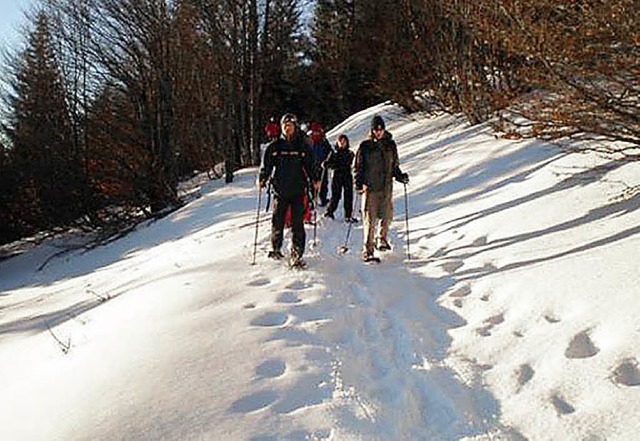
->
[286, 280, 313, 291]
[277, 292, 302, 304]
[565, 330, 599, 359]
[516, 364, 535, 389]
[544, 314, 561, 324]
[612, 359, 640, 387]
[449, 285, 471, 298]
[230, 390, 278, 413]
[441, 260, 464, 274]
[256, 359, 286, 379]
[251, 312, 289, 327]
[476, 313, 505, 337]
[472, 236, 487, 246]
[247, 278, 271, 287]
[551, 394, 575, 415]
[431, 246, 448, 258]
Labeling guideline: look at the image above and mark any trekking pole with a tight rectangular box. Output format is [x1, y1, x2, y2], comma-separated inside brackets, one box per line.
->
[251, 185, 263, 265]
[313, 166, 327, 248]
[338, 190, 358, 254]
[312, 187, 318, 247]
[403, 182, 411, 260]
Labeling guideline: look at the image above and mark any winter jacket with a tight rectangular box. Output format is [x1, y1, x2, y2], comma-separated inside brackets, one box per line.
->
[309, 138, 333, 164]
[325, 147, 354, 176]
[354, 131, 405, 193]
[259, 132, 318, 199]
[264, 122, 280, 139]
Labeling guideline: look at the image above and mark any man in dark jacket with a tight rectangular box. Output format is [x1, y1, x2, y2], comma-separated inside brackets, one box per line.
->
[259, 113, 320, 267]
[354, 115, 409, 261]
[324, 134, 356, 222]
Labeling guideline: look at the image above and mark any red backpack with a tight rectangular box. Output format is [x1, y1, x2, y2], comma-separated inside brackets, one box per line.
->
[280, 194, 313, 228]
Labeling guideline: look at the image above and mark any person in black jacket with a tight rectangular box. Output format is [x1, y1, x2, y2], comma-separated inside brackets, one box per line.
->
[323, 134, 356, 222]
[259, 113, 320, 267]
[308, 122, 333, 206]
[354, 115, 409, 261]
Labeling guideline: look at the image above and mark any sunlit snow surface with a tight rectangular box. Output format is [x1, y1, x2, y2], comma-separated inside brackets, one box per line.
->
[2, 103, 640, 440]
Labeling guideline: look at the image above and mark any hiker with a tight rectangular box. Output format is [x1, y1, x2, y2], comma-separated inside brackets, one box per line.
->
[354, 115, 409, 262]
[264, 117, 280, 141]
[258, 113, 320, 268]
[308, 122, 332, 206]
[323, 134, 356, 222]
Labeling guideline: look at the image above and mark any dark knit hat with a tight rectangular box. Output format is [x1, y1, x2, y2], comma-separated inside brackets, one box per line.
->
[371, 115, 385, 131]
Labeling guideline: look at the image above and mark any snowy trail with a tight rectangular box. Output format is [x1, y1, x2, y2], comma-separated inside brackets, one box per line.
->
[235, 187, 508, 440]
[294, 215, 503, 439]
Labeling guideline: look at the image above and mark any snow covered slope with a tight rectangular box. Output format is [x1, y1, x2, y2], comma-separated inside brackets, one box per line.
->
[1, 102, 639, 440]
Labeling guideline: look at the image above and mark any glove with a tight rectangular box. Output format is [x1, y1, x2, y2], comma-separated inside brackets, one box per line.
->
[397, 172, 409, 184]
[258, 179, 267, 188]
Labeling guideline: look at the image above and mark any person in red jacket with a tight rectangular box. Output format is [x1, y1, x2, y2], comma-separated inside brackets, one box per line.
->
[264, 117, 280, 141]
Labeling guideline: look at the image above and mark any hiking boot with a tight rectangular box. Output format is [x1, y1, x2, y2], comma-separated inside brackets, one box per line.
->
[268, 250, 285, 260]
[289, 257, 307, 269]
[362, 251, 380, 263]
[377, 238, 391, 251]
[324, 211, 334, 219]
[289, 251, 307, 269]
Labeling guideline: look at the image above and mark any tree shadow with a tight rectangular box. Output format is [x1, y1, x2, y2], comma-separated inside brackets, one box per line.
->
[0, 168, 261, 293]
[443, 187, 640, 269]
[0, 261, 221, 338]
[430, 160, 626, 238]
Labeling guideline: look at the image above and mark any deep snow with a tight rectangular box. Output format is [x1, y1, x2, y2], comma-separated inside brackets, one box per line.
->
[1, 103, 640, 440]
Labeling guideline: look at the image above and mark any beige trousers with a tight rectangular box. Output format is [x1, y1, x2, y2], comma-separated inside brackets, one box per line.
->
[361, 190, 393, 254]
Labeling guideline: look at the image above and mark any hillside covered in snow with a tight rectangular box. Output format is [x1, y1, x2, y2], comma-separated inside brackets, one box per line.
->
[1, 103, 640, 440]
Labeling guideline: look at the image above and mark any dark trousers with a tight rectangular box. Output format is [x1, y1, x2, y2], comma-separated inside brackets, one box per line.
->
[327, 173, 353, 218]
[319, 168, 329, 205]
[271, 194, 306, 257]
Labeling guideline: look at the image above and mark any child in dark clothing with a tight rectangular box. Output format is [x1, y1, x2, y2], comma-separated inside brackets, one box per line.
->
[324, 134, 357, 222]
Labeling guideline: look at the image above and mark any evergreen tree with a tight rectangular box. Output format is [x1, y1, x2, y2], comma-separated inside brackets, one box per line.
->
[4, 11, 81, 230]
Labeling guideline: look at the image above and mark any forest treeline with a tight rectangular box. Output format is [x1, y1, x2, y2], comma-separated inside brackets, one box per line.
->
[0, 0, 637, 244]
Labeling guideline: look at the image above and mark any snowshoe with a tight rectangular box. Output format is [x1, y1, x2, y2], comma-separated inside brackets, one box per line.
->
[324, 211, 335, 219]
[345, 217, 359, 223]
[362, 252, 381, 264]
[289, 257, 308, 270]
[268, 250, 285, 260]
[376, 238, 391, 251]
